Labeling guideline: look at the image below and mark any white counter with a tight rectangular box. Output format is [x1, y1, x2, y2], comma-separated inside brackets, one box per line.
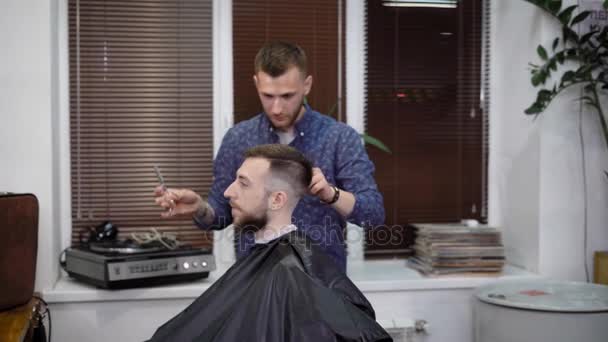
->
[44, 259, 536, 303]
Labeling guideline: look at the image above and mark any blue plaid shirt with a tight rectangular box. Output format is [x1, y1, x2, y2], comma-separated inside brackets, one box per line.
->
[197, 105, 385, 272]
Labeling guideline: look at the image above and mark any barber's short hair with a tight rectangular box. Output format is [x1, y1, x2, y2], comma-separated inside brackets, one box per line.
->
[254, 41, 307, 77]
[244, 144, 312, 198]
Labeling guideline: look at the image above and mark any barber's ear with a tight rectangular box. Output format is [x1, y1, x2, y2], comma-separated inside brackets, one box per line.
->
[303, 75, 312, 96]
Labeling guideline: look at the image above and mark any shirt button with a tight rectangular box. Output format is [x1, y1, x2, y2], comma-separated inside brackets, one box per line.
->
[300, 132, 304, 136]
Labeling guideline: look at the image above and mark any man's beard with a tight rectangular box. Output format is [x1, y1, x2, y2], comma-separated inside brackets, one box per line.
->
[284, 102, 303, 128]
[233, 211, 268, 234]
[269, 101, 304, 129]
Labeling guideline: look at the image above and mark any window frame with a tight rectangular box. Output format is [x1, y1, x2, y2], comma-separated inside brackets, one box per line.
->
[57, 0, 236, 261]
[56, 0, 490, 263]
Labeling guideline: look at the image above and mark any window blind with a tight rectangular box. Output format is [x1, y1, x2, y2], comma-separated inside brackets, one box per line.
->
[365, 0, 486, 257]
[232, 0, 344, 123]
[68, 0, 214, 248]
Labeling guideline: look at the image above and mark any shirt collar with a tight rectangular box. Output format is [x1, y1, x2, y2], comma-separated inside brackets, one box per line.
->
[254, 224, 298, 244]
[263, 104, 315, 138]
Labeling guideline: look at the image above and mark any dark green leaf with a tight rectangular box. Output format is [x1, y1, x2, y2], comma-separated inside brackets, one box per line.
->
[525, 102, 544, 114]
[558, 5, 578, 25]
[580, 30, 596, 45]
[584, 84, 595, 93]
[327, 101, 338, 117]
[576, 65, 592, 78]
[598, 25, 608, 42]
[532, 72, 542, 86]
[566, 49, 578, 57]
[563, 27, 580, 43]
[540, 70, 549, 84]
[538, 89, 553, 102]
[361, 134, 392, 154]
[604, 0, 608, 10]
[571, 11, 591, 26]
[549, 59, 558, 71]
[547, 0, 562, 14]
[538, 45, 549, 60]
[561, 70, 576, 84]
[557, 51, 565, 64]
[552, 37, 560, 51]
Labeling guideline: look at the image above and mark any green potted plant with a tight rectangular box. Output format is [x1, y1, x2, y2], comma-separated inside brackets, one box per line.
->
[524, 0, 608, 152]
[324, 98, 392, 153]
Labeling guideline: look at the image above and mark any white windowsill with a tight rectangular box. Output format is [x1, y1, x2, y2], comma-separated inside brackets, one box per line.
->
[43, 260, 539, 304]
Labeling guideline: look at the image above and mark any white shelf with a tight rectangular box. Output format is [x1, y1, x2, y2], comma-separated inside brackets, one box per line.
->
[43, 259, 539, 303]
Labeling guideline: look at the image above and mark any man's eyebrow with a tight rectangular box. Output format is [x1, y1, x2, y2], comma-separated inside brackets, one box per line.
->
[237, 174, 251, 183]
[262, 91, 295, 97]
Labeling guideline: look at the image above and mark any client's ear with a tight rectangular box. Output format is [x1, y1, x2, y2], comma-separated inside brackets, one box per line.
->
[269, 191, 288, 210]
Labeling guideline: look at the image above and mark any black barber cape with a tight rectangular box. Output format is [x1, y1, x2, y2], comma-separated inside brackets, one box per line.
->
[147, 230, 392, 342]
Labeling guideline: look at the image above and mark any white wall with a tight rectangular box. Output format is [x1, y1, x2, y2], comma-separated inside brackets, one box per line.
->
[491, 0, 608, 281]
[0, 0, 62, 291]
[489, 0, 543, 274]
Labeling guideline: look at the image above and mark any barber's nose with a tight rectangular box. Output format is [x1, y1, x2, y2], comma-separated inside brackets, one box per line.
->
[271, 99, 282, 115]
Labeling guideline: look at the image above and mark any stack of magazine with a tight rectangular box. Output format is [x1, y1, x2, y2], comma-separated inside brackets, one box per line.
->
[407, 223, 505, 275]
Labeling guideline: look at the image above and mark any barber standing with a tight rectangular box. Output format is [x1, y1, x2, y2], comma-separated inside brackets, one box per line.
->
[155, 41, 384, 272]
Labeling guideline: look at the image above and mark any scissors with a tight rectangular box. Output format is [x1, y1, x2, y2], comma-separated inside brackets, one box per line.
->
[154, 165, 167, 192]
[154, 165, 175, 212]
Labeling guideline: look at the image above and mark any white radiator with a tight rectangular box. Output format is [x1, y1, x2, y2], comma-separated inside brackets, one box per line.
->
[379, 318, 430, 342]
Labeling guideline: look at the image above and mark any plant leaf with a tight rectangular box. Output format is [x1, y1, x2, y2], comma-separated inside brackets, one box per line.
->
[525, 102, 544, 114]
[361, 133, 392, 154]
[584, 84, 596, 93]
[539, 89, 553, 101]
[327, 101, 338, 117]
[580, 30, 596, 45]
[604, 0, 608, 10]
[558, 5, 578, 25]
[552, 37, 560, 51]
[532, 71, 543, 86]
[571, 11, 591, 26]
[549, 59, 558, 71]
[561, 70, 576, 85]
[547, 0, 562, 14]
[538, 45, 548, 60]
[563, 27, 580, 43]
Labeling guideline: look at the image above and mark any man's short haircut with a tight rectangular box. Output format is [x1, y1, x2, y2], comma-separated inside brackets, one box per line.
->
[244, 144, 313, 199]
[254, 41, 308, 77]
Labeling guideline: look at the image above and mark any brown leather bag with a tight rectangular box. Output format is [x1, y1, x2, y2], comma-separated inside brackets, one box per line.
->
[0, 193, 38, 311]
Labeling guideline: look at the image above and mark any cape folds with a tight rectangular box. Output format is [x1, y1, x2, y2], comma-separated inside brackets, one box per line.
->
[147, 231, 392, 342]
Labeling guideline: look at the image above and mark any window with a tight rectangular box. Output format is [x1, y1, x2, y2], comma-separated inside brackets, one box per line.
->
[68, 0, 214, 248]
[232, 0, 344, 123]
[364, 0, 487, 257]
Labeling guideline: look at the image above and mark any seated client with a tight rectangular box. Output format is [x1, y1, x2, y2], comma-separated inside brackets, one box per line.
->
[148, 144, 392, 342]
